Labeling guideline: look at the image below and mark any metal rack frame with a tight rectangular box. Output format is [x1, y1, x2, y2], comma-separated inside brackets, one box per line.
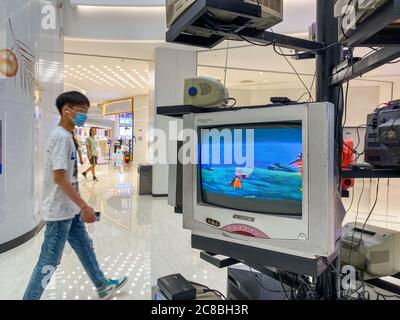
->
[160, 0, 400, 299]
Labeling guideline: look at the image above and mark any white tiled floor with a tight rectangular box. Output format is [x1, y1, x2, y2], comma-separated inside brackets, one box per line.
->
[2, 162, 400, 300]
[0, 161, 227, 300]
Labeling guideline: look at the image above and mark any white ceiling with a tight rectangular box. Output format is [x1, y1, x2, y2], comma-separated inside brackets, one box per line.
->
[62, 0, 400, 102]
[64, 52, 150, 104]
[64, 41, 400, 104]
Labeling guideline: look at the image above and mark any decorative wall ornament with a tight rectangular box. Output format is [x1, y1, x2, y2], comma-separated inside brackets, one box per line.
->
[8, 18, 37, 96]
[0, 48, 18, 77]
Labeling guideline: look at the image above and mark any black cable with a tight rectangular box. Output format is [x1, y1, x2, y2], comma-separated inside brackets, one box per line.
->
[348, 178, 365, 265]
[308, 71, 316, 102]
[237, 34, 274, 47]
[204, 289, 227, 300]
[354, 124, 367, 152]
[189, 281, 227, 300]
[342, 81, 350, 127]
[346, 187, 355, 213]
[248, 267, 287, 293]
[357, 178, 381, 245]
[189, 281, 209, 289]
[297, 92, 309, 102]
[228, 97, 237, 108]
[272, 41, 340, 58]
[274, 44, 313, 100]
[278, 272, 290, 300]
[349, 178, 381, 266]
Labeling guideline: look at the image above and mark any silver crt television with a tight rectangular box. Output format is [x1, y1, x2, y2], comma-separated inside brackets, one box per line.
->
[182, 102, 345, 260]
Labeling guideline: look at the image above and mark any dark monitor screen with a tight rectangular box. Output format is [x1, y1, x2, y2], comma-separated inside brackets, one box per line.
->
[198, 123, 303, 216]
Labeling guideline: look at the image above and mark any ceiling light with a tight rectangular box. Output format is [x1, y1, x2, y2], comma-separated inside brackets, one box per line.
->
[77, 65, 82, 68]
[90, 65, 95, 68]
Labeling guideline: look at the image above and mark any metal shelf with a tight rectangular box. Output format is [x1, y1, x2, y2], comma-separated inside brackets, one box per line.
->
[157, 104, 302, 118]
[338, 0, 400, 47]
[157, 105, 209, 118]
[331, 46, 400, 85]
[166, 0, 323, 51]
[342, 165, 400, 179]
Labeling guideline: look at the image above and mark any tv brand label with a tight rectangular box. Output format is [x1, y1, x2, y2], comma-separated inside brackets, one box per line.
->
[233, 214, 255, 222]
[206, 218, 220, 227]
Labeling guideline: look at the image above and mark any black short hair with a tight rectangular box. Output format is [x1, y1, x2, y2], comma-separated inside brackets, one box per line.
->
[89, 127, 97, 136]
[56, 91, 90, 115]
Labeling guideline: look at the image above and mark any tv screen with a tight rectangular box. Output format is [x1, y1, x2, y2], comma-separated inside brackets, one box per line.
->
[199, 123, 303, 216]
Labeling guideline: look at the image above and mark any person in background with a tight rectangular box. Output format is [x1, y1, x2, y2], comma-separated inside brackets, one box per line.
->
[23, 91, 128, 300]
[82, 127, 99, 181]
[72, 131, 84, 166]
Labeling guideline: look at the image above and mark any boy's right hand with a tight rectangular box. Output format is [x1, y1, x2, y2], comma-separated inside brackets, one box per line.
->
[81, 204, 96, 223]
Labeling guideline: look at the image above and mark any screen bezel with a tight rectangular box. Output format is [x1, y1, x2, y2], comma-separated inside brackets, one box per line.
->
[197, 121, 303, 218]
[188, 105, 310, 241]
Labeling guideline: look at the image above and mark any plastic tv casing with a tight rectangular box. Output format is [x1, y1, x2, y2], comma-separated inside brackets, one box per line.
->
[183, 102, 346, 259]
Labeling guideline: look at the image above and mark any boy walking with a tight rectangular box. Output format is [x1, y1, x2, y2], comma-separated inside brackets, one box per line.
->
[23, 91, 127, 300]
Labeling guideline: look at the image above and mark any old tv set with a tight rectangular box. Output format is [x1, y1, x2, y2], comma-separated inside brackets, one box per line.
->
[182, 103, 345, 260]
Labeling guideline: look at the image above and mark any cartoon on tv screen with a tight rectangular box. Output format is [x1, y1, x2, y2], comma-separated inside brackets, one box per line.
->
[199, 124, 303, 216]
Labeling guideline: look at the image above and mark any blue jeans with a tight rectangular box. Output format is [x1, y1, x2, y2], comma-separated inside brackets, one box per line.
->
[23, 214, 106, 300]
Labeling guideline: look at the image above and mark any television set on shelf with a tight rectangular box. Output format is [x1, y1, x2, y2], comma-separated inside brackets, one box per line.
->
[182, 102, 345, 261]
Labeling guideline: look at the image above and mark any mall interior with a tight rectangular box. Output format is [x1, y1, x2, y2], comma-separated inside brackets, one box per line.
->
[1, 0, 400, 301]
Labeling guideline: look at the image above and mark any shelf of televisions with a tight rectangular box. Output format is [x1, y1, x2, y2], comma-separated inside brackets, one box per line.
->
[162, 0, 400, 181]
[334, 0, 400, 180]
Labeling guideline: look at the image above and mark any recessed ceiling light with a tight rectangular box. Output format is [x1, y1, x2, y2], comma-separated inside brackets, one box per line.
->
[90, 65, 95, 68]
[116, 66, 121, 69]
[77, 65, 82, 68]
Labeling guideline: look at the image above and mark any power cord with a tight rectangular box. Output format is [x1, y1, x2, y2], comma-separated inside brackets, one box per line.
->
[248, 267, 287, 294]
[348, 178, 381, 265]
[189, 281, 227, 300]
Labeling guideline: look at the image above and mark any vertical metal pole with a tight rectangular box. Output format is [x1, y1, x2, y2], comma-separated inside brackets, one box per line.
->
[315, 0, 342, 300]
[316, 0, 341, 104]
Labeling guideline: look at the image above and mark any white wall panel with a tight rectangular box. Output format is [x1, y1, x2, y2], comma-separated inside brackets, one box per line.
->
[0, 0, 63, 246]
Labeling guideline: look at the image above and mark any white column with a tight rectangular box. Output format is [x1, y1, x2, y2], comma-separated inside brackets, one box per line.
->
[149, 48, 197, 195]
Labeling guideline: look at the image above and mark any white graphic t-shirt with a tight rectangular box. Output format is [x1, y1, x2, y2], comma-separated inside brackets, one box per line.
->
[41, 126, 80, 221]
